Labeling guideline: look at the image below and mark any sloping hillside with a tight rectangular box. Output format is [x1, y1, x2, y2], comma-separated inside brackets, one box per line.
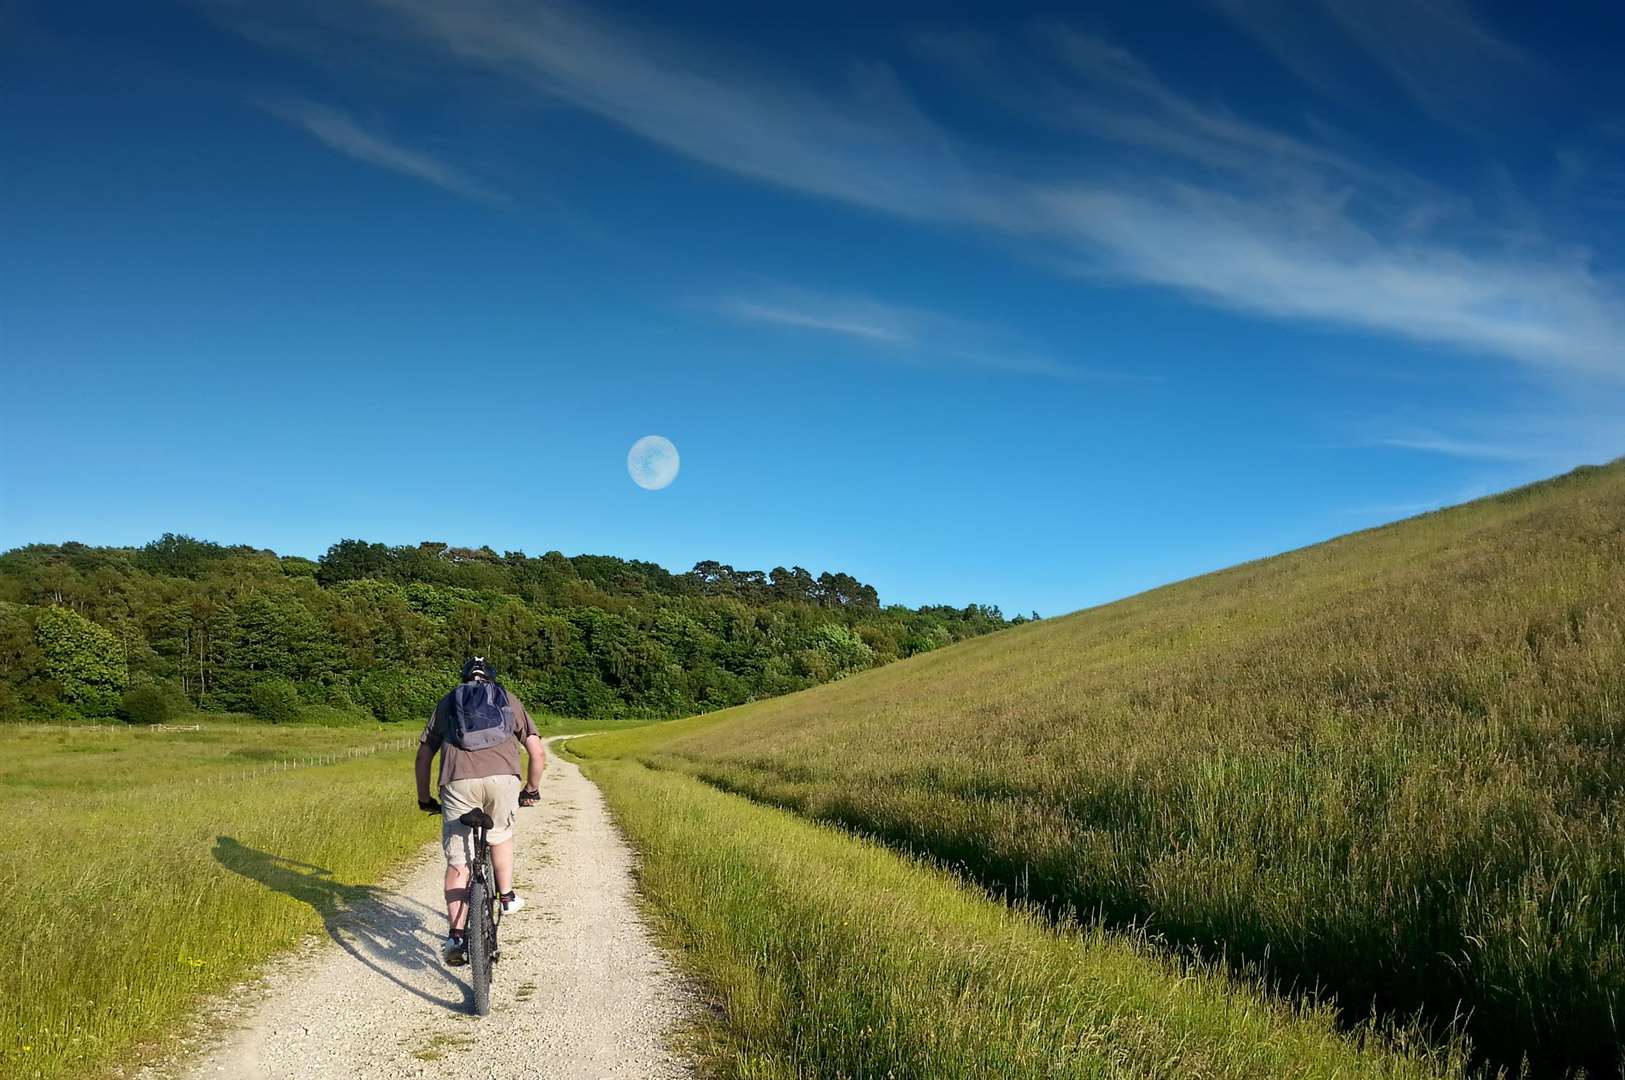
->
[606, 461, 1625, 1077]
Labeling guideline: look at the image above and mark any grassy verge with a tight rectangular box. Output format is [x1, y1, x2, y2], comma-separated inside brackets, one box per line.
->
[533, 714, 666, 738]
[0, 720, 436, 1079]
[572, 746, 1470, 1079]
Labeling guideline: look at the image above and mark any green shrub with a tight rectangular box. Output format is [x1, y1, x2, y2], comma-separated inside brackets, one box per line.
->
[5, 698, 84, 724]
[247, 679, 301, 725]
[118, 684, 186, 725]
[808, 622, 874, 675]
[34, 606, 126, 716]
[323, 684, 357, 710]
[355, 668, 448, 724]
[0, 602, 58, 717]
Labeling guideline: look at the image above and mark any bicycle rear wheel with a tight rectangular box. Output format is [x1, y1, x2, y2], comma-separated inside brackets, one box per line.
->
[467, 855, 495, 1016]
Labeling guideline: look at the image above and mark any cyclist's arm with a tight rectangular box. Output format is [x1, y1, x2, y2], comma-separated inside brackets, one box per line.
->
[504, 689, 545, 794]
[417, 700, 444, 803]
[523, 734, 546, 790]
[415, 742, 437, 803]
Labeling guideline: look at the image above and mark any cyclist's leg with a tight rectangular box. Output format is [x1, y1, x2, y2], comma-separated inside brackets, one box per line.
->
[480, 775, 522, 894]
[445, 864, 471, 931]
[490, 838, 514, 893]
[439, 779, 481, 931]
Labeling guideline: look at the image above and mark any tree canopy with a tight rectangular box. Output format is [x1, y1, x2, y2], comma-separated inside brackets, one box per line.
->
[0, 534, 1019, 723]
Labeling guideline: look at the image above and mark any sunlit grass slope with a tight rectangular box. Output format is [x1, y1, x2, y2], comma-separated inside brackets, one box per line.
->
[575, 753, 1466, 1079]
[590, 461, 1625, 1077]
[0, 722, 434, 1080]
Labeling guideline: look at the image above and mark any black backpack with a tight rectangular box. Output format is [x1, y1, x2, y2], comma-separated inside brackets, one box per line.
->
[443, 681, 515, 751]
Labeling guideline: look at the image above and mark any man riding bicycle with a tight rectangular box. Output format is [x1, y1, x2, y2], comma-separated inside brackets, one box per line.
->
[415, 656, 546, 965]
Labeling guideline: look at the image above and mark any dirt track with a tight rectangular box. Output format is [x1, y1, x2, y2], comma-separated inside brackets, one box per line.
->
[153, 739, 694, 1079]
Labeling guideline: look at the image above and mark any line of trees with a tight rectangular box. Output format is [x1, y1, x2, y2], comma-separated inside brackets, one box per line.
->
[0, 534, 1030, 724]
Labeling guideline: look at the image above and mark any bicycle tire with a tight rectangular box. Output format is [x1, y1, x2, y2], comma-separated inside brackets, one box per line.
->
[467, 858, 494, 1017]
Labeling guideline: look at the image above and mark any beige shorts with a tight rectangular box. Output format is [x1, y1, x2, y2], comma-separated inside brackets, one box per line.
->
[440, 775, 521, 866]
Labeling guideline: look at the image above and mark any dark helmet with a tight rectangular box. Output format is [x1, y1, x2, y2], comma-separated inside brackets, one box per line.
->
[461, 655, 496, 682]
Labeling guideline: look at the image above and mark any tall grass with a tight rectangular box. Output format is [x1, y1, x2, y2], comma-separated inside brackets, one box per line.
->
[0, 721, 435, 1079]
[592, 462, 1625, 1077]
[575, 753, 1470, 1079]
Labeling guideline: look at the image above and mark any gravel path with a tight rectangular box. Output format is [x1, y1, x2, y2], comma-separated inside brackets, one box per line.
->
[161, 739, 695, 1079]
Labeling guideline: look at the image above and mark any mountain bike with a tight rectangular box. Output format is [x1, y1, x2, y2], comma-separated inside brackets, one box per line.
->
[458, 808, 503, 1016]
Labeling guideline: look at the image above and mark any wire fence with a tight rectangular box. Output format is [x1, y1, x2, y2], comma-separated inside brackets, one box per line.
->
[15, 722, 422, 789]
[190, 736, 421, 789]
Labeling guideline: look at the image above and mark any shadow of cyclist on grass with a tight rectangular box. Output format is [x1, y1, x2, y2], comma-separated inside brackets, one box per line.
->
[212, 836, 471, 1013]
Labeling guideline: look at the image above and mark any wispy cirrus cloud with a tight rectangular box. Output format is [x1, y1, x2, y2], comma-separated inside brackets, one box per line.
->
[224, 1, 1625, 394]
[1024, 181, 1623, 379]
[1363, 433, 1542, 462]
[713, 288, 1153, 383]
[358, 0, 978, 221]
[923, 23, 1435, 206]
[1211, 0, 1547, 134]
[913, 25, 1620, 380]
[1353, 393, 1625, 467]
[716, 297, 914, 345]
[301, 0, 1625, 383]
[1340, 498, 1448, 518]
[261, 97, 505, 202]
[1340, 478, 1496, 520]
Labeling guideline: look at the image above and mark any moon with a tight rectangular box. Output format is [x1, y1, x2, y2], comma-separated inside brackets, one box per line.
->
[627, 435, 680, 491]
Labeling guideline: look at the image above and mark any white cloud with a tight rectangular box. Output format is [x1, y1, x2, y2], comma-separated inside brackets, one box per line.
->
[1321, 0, 1543, 131]
[365, 0, 979, 220]
[714, 288, 1151, 383]
[262, 98, 504, 202]
[1212, 0, 1546, 134]
[1040, 27, 1424, 199]
[1340, 499, 1446, 518]
[1364, 434, 1541, 462]
[1020, 181, 1623, 378]
[1340, 478, 1498, 520]
[1354, 393, 1625, 468]
[716, 297, 914, 345]
[231, 2, 1625, 391]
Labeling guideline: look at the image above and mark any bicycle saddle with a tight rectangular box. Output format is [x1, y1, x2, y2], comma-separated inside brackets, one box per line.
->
[458, 809, 495, 830]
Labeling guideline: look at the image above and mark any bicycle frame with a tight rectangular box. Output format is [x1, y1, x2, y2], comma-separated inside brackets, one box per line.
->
[468, 822, 503, 946]
[458, 809, 503, 1015]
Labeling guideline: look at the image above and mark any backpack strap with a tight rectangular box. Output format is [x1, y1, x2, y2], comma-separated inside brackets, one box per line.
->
[493, 683, 516, 732]
[434, 691, 452, 739]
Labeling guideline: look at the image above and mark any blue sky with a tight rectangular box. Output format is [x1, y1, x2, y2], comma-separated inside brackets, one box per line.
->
[3, 1, 1623, 616]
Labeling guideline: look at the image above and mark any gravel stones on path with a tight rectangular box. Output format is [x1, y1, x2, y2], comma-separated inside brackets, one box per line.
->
[157, 739, 695, 1079]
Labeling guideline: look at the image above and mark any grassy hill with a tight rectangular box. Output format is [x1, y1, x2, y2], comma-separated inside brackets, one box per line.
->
[579, 460, 1625, 1077]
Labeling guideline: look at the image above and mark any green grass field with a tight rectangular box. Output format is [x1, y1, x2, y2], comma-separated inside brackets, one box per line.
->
[576, 461, 1625, 1078]
[536, 714, 670, 737]
[0, 720, 438, 1080]
[570, 749, 1469, 1078]
[10, 461, 1621, 1078]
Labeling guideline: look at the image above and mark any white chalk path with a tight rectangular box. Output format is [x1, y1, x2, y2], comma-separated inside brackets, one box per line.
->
[149, 739, 694, 1079]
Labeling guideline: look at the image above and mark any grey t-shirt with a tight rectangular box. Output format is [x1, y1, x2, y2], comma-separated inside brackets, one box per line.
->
[420, 683, 540, 786]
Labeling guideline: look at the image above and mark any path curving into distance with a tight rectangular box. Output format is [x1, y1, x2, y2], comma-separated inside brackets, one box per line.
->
[152, 738, 694, 1080]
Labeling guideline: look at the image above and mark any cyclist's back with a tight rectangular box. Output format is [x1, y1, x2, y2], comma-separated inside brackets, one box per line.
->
[415, 656, 546, 965]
